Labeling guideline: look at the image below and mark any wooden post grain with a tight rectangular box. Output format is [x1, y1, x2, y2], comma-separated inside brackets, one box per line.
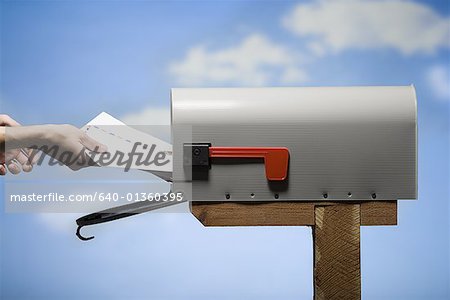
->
[313, 204, 361, 300]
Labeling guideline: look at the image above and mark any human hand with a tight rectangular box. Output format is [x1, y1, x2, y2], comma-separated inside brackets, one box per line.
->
[33, 124, 107, 170]
[2, 121, 107, 173]
[0, 114, 34, 175]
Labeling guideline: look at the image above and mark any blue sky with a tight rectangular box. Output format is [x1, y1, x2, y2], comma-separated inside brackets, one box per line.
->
[1, 0, 449, 299]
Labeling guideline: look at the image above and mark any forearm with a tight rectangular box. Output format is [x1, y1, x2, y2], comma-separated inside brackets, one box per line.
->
[3, 125, 50, 150]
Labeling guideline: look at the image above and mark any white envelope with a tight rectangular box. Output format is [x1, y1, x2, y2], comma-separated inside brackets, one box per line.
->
[82, 112, 172, 181]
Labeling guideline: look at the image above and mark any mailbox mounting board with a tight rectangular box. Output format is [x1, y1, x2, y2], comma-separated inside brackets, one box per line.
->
[171, 87, 417, 201]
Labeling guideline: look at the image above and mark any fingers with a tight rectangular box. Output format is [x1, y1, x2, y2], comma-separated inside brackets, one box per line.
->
[0, 164, 6, 175]
[7, 160, 21, 174]
[1, 149, 36, 175]
[16, 149, 33, 172]
[1, 114, 24, 175]
[80, 134, 107, 153]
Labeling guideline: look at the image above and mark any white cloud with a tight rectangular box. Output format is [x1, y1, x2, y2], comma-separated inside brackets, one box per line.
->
[426, 65, 450, 101]
[283, 0, 450, 55]
[121, 107, 171, 125]
[169, 34, 308, 86]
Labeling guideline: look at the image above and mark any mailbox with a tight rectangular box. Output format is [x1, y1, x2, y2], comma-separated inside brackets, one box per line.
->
[172, 86, 417, 201]
[75, 85, 417, 240]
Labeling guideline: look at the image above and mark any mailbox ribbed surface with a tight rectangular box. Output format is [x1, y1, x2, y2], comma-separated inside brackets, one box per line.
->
[171, 87, 417, 201]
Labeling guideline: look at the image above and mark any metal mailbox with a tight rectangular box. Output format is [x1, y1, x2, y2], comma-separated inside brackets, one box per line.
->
[172, 86, 417, 201]
[75, 86, 417, 240]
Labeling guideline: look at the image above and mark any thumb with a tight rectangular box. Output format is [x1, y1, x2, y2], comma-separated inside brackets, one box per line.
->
[80, 134, 108, 153]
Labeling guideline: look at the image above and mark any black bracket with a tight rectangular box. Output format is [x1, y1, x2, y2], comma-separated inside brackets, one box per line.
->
[183, 143, 211, 180]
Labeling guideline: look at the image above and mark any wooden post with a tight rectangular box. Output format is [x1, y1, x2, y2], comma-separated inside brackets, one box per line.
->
[313, 204, 360, 299]
[191, 201, 396, 299]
